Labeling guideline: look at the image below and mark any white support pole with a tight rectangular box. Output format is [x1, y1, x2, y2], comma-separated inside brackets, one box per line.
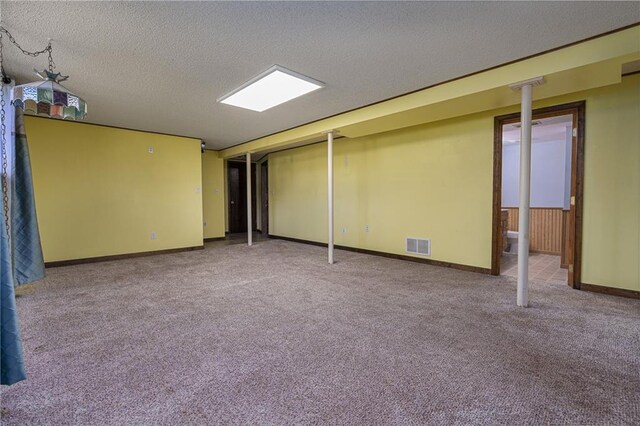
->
[246, 151, 252, 246]
[509, 76, 544, 308]
[517, 84, 532, 307]
[327, 131, 334, 264]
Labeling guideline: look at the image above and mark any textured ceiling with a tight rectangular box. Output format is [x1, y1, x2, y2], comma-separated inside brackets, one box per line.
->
[1, 1, 638, 149]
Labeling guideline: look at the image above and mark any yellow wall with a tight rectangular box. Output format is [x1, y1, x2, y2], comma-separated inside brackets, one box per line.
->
[270, 74, 640, 291]
[202, 151, 226, 239]
[26, 117, 204, 262]
[270, 143, 330, 244]
[270, 117, 494, 270]
[573, 75, 639, 291]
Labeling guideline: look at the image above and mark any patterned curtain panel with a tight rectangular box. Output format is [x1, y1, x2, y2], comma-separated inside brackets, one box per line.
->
[11, 106, 45, 285]
[1, 81, 45, 385]
[0, 178, 26, 385]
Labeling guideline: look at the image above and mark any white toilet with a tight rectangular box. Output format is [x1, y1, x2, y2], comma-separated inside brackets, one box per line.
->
[506, 231, 519, 254]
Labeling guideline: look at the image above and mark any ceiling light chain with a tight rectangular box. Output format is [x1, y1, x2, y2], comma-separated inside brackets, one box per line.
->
[0, 29, 13, 241]
[0, 33, 8, 242]
[0, 26, 53, 75]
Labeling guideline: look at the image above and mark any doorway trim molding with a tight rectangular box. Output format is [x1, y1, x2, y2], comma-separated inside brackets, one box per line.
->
[491, 101, 586, 289]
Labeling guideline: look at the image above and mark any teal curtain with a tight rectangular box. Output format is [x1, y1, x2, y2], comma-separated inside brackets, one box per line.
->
[11, 105, 45, 285]
[1, 81, 45, 385]
[0, 180, 26, 385]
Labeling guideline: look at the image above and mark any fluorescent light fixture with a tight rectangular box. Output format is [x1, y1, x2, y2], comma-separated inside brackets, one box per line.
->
[218, 65, 324, 112]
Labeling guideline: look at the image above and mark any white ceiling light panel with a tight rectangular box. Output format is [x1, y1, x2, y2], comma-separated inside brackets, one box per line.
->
[218, 65, 324, 112]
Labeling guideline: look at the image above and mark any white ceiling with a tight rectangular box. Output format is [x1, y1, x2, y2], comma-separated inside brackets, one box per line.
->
[1, 1, 638, 149]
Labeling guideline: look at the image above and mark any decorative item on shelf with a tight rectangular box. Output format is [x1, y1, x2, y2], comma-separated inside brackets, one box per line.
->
[0, 25, 88, 121]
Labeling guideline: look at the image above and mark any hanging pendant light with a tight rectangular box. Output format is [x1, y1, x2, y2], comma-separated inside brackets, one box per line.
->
[12, 69, 87, 120]
[0, 27, 88, 121]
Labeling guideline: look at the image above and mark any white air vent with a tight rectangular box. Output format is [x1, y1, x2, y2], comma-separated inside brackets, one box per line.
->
[406, 237, 431, 256]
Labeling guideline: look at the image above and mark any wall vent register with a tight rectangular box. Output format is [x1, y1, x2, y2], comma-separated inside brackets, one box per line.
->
[406, 238, 431, 256]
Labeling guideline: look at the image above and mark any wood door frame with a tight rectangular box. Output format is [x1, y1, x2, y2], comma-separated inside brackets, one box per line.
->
[491, 101, 585, 289]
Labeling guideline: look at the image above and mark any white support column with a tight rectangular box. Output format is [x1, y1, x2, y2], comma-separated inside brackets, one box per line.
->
[327, 130, 334, 264]
[246, 151, 252, 246]
[509, 77, 544, 307]
[517, 84, 532, 307]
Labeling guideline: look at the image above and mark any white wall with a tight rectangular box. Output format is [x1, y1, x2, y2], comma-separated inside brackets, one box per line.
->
[502, 132, 571, 207]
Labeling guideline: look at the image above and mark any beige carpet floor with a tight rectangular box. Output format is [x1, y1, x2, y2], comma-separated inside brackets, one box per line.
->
[1, 239, 638, 425]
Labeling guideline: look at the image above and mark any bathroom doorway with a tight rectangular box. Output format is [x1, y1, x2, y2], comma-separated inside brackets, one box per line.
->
[491, 102, 585, 289]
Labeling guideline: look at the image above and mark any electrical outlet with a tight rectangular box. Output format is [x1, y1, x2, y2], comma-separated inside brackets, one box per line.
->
[203, 221, 207, 228]
[148, 146, 154, 154]
[342, 227, 347, 234]
[365, 225, 370, 233]
[195, 186, 201, 193]
[151, 231, 157, 240]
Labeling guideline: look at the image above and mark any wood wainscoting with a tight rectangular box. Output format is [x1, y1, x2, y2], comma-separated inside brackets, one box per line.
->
[503, 207, 569, 255]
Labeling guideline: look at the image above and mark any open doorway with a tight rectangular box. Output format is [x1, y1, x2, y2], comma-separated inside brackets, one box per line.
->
[227, 161, 257, 233]
[491, 102, 585, 288]
[260, 161, 269, 236]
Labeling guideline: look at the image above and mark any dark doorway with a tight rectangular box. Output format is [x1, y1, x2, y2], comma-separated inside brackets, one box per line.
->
[261, 161, 269, 235]
[227, 161, 257, 233]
